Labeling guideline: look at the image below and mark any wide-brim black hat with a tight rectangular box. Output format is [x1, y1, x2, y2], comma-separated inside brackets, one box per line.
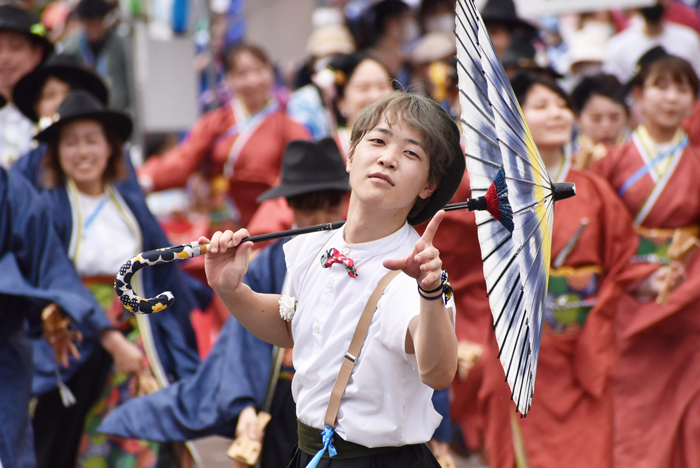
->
[502, 36, 563, 79]
[76, 0, 116, 19]
[0, 5, 54, 59]
[14, 54, 109, 122]
[407, 134, 465, 226]
[481, 0, 537, 35]
[35, 89, 132, 143]
[258, 137, 350, 202]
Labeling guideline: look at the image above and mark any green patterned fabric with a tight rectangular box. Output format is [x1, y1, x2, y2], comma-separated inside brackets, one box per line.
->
[543, 268, 599, 334]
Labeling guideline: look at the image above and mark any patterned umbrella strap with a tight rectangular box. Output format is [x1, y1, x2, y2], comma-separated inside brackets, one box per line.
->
[115, 242, 207, 315]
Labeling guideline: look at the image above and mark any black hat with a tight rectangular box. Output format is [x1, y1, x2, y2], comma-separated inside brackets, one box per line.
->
[481, 0, 537, 35]
[257, 137, 351, 202]
[13, 54, 109, 122]
[76, 0, 115, 19]
[0, 5, 53, 59]
[0, 94, 6, 109]
[35, 90, 132, 143]
[408, 128, 465, 226]
[502, 38, 563, 80]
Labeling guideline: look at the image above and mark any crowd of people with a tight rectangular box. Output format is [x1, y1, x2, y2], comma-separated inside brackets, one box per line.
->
[2, 0, 700, 467]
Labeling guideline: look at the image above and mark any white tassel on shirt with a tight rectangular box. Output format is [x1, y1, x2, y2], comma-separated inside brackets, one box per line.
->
[55, 369, 76, 407]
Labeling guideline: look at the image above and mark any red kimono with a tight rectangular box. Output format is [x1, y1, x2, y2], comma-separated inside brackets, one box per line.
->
[481, 165, 640, 468]
[592, 137, 700, 468]
[419, 173, 494, 453]
[138, 100, 310, 227]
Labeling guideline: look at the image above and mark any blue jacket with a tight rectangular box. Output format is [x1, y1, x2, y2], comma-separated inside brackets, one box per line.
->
[0, 168, 103, 468]
[99, 238, 452, 443]
[33, 174, 205, 395]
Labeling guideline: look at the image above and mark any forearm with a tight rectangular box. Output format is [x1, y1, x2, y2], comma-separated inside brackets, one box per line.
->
[412, 300, 458, 390]
[214, 282, 293, 348]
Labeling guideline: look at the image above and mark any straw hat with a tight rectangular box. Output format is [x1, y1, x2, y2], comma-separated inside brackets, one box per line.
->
[412, 32, 456, 65]
[306, 25, 356, 58]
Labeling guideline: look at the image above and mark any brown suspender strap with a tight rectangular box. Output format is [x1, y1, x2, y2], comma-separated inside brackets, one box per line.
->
[323, 270, 401, 429]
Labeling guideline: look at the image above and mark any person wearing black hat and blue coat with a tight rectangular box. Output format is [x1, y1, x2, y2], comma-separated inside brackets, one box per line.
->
[30, 90, 205, 468]
[59, 0, 132, 111]
[10, 53, 112, 188]
[0, 4, 54, 168]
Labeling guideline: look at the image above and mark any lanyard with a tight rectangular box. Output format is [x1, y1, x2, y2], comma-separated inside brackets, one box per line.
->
[83, 195, 110, 233]
[619, 133, 688, 197]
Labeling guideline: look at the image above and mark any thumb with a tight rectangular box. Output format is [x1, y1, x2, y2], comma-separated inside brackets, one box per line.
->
[383, 255, 409, 271]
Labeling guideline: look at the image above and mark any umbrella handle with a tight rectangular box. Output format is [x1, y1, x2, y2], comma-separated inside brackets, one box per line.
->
[115, 241, 206, 315]
[115, 222, 347, 315]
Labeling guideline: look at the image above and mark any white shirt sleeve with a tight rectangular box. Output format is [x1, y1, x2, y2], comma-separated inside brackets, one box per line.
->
[283, 235, 305, 299]
[379, 274, 458, 367]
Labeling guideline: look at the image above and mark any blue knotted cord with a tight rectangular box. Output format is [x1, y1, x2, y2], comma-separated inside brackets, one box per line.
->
[305, 426, 338, 468]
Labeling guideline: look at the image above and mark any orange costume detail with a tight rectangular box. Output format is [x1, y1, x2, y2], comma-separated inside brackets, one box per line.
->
[592, 140, 700, 468]
[138, 102, 310, 227]
[480, 167, 642, 468]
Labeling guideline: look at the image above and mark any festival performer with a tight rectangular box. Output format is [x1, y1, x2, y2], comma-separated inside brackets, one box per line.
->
[591, 54, 700, 468]
[10, 53, 109, 188]
[253, 52, 394, 236]
[0, 4, 53, 168]
[0, 166, 103, 468]
[286, 25, 356, 140]
[570, 73, 629, 169]
[203, 91, 463, 467]
[31, 90, 203, 468]
[100, 137, 454, 465]
[479, 73, 643, 468]
[137, 43, 310, 229]
[59, 0, 132, 112]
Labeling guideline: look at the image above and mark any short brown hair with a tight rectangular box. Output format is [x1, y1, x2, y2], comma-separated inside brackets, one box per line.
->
[41, 121, 128, 188]
[348, 91, 460, 218]
[635, 55, 699, 99]
[221, 43, 271, 74]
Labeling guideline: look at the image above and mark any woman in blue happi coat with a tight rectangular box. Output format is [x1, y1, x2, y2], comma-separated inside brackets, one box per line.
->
[30, 90, 206, 468]
[0, 162, 105, 468]
[99, 138, 453, 467]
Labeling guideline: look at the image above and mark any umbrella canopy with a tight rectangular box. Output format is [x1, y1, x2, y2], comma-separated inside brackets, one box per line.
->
[455, 0, 575, 415]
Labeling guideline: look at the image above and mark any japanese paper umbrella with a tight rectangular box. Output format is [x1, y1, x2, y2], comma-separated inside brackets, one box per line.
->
[455, 0, 575, 415]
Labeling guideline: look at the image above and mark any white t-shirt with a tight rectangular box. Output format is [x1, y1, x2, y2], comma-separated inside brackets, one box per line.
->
[0, 104, 35, 169]
[284, 221, 454, 448]
[74, 191, 139, 277]
[603, 21, 700, 83]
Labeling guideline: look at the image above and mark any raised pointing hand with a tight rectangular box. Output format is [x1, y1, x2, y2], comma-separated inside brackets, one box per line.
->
[383, 210, 445, 290]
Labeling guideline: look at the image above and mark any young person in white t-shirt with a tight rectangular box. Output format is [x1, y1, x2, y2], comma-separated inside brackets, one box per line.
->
[203, 91, 464, 467]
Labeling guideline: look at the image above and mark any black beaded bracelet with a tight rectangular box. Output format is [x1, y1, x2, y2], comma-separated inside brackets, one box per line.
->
[418, 287, 444, 301]
[418, 282, 443, 294]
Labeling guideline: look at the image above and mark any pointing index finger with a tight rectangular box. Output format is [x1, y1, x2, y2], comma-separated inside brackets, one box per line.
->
[421, 210, 445, 245]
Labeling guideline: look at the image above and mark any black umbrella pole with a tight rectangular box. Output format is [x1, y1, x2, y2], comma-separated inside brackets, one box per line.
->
[234, 200, 477, 247]
[239, 221, 347, 244]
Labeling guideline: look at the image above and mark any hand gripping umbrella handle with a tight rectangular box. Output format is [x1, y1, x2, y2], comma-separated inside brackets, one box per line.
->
[114, 222, 347, 315]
